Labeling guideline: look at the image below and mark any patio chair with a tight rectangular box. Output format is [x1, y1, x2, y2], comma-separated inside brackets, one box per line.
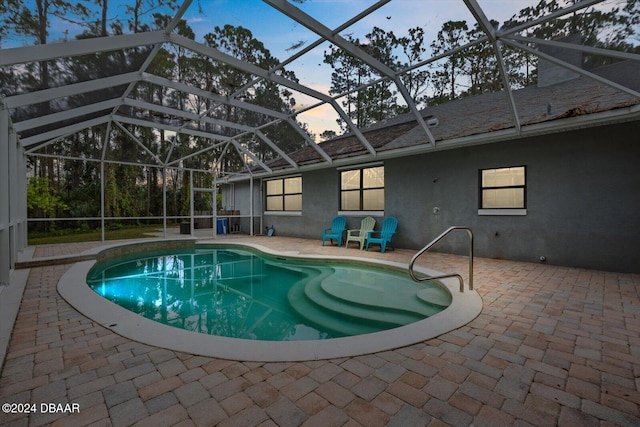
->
[322, 216, 347, 247]
[344, 216, 376, 250]
[366, 216, 398, 253]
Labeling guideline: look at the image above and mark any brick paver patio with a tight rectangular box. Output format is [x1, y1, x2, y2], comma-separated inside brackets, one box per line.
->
[1, 234, 638, 426]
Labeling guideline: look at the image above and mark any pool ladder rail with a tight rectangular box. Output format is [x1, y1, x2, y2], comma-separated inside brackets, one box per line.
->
[408, 226, 474, 293]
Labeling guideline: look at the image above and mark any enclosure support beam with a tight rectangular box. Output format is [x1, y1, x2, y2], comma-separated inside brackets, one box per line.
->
[213, 176, 218, 239]
[250, 178, 254, 237]
[0, 31, 166, 67]
[8, 109, 18, 269]
[171, 34, 374, 157]
[463, 0, 521, 133]
[502, 39, 640, 99]
[265, 0, 435, 146]
[162, 168, 167, 239]
[17, 142, 27, 252]
[0, 100, 11, 286]
[507, 35, 640, 62]
[100, 161, 105, 242]
[3, 72, 138, 110]
[21, 116, 111, 148]
[100, 124, 110, 243]
[494, 42, 521, 132]
[13, 99, 121, 132]
[110, 0, 192, 126]
[189, 171, 195, 238]
[498, 0, 606, 38]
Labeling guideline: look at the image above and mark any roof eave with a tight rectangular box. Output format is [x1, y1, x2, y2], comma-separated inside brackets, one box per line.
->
[225, 104, 640, 183]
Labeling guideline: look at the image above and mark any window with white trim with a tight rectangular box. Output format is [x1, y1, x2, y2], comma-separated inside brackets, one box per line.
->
[479, 166, 526, 209]
[340, 165, 384, 211]
[265, 176, 302, 211]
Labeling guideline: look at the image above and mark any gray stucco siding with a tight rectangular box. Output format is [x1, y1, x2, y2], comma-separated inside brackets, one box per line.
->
[226, 120, 639, 272]
[387, 122, 639, 272]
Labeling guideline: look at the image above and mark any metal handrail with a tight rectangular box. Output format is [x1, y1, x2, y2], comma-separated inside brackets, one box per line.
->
[409, 226, 474, 293]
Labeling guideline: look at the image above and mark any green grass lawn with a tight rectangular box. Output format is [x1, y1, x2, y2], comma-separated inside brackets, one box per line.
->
[28, 224, 176, 245]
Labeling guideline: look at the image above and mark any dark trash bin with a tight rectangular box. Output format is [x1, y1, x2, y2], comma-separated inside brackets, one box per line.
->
[180, 222, 190, 234]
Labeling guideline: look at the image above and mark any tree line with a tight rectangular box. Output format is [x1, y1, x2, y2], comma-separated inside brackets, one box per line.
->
[0, 0, 637, 231]
[322, 0, 639, 133]
[1, 0, 308, 230]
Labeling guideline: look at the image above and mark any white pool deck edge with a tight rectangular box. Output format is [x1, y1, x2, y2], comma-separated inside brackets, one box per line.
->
[55, 239, 482, 362]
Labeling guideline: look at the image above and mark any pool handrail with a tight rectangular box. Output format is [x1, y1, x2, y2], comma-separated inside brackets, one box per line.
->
[409, 226, 474, 293]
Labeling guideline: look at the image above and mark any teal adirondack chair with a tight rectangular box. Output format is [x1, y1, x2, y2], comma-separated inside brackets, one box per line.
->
[366, 217, 398, 253]
[322, 216, 347, 247]
[345, 216, 376, 250]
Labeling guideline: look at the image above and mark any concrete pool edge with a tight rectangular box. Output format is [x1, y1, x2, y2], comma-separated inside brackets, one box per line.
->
[58, 240, 483, 362]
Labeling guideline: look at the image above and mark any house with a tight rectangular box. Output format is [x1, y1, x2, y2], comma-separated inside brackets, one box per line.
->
[222, 59, 640, 273]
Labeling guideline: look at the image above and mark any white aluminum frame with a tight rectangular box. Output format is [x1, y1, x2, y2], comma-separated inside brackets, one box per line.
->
[0, 100, 28, 286]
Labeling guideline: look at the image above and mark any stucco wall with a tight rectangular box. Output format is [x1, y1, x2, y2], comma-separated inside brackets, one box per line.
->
[386, 121, 640, 273]
[226, 121, 640, 273]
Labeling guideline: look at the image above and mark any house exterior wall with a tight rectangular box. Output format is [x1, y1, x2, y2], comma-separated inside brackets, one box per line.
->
[227, 120, 640, 273]
[387, 121, 639, 273]
[226, 169, 342, 238]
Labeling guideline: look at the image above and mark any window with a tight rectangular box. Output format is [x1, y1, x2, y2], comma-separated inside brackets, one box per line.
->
[479, 166, 526, 211]
[265, 176, 302, 211]
[340, 165, 384, 211]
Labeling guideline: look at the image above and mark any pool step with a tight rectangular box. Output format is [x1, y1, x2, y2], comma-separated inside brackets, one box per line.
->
[320, 277, 444, 318]
[416, 287, 452, 308]
[288, 277, 382, 336]
[304, 277, 422, 326]
[288, 271, 453, 337]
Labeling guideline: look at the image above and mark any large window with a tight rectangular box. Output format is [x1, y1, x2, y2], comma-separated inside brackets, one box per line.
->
[265, 176, 302, 211]
[480, 166, 526, 209]
[340, 165, 384, 211]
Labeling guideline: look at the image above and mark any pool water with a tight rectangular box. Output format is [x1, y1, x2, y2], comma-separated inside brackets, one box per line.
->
[86, 246, 451, 341]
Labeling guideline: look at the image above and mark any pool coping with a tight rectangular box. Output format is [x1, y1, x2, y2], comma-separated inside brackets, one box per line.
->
[58, 240, 483, 362]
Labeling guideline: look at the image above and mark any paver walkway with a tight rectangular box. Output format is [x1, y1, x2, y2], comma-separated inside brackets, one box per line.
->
[1, 234, 639, 426]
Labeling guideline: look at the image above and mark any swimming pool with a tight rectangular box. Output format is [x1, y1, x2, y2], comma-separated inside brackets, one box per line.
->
[58, 240, 482, 361]
[85, 245, 452, 341]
